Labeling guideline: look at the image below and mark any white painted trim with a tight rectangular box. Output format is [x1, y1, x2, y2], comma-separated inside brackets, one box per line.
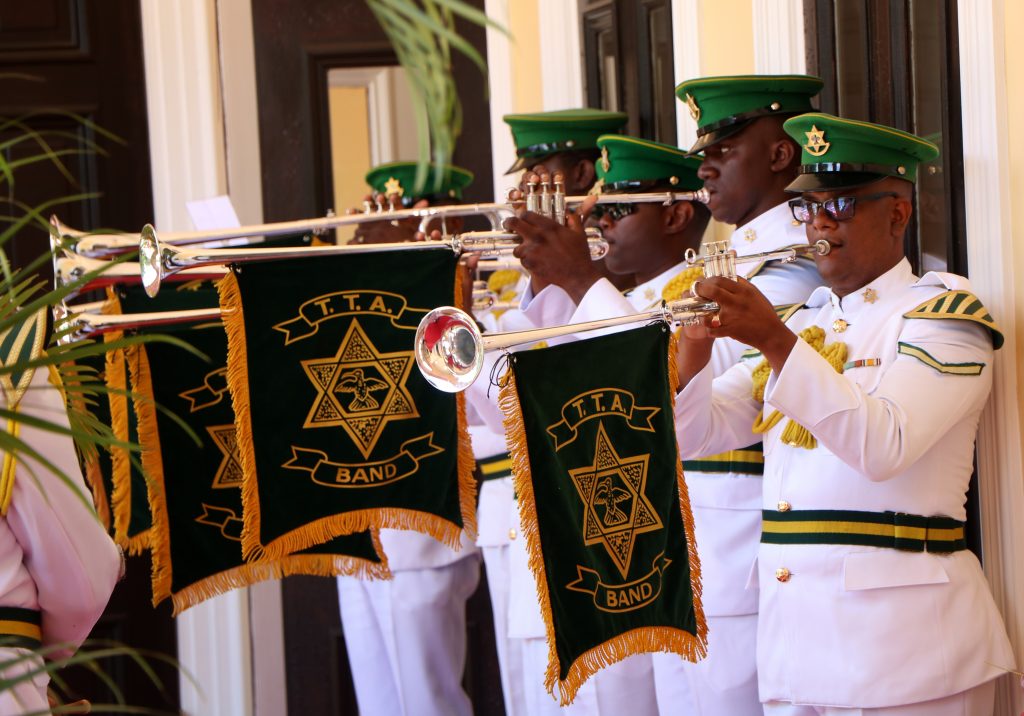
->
[485, 0, 515, 200]
[672, 0, 701, 147]
[956, 1, 1024, 712]
[538, 0, 584, 110]
[140, 2, 254, 714]
[752, 0, 807, 74]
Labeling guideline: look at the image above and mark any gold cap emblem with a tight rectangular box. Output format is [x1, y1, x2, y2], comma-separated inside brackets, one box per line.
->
[804, 125, 831, 157]
[588, 177, 605, 196]
[383, 177, 404, 196]
[600, 146, 611, 173]
[685, 92, 701, 121]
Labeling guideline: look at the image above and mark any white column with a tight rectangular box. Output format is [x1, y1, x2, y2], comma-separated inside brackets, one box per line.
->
[485, 0, 515, 200]
[672, 0, 702, 146]
[752, 0, 807, 74]
[139, 2, 254, 714]
[538, 0, 584, 110]
[956, 1, 1024, 713]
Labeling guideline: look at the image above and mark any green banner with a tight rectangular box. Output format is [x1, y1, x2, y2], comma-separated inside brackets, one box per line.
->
[219, 250, 475, 560]
[501, 324, 706, 704]
[130, 317, 389, 614]
[65, 350, 116, 534]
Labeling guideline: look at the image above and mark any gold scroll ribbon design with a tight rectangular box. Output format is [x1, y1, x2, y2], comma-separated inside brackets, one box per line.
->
[566, 552, 671, 613]
[281, 433, 443, 488]
[547, 388, 660, 450]
[273, 291, 428, 345]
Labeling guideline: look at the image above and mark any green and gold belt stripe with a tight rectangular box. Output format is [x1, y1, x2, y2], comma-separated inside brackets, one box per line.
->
[683, 443, 764, 475]
[477, 452, 513, 482]
[761, 509, 966, 553]
[0, 607, 42, 649]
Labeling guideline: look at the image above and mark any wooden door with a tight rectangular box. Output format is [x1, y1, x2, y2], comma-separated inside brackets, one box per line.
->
[250, 1, 499, 713]
[0, 0, 179, 710]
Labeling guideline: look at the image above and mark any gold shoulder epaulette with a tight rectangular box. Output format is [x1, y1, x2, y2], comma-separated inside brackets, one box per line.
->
[0, 307, 47, 410]
[903, 291, 1004, 350]
[773, 303, 805, 324]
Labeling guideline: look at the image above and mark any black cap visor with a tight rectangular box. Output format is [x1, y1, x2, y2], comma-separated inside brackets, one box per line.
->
[785, 170, 891, 193]
[685, 121, 751, 156]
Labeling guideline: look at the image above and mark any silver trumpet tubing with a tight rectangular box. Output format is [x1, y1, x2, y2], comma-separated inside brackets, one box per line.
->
[415, 239, 832, 392]
[53, 305, 224, 345]
[55, 179, 709, 258]
[685, 240, 831, 279]
[139, 224, 608, 298]
[55, 252, 228, 299]
[415, 297, 718, 392]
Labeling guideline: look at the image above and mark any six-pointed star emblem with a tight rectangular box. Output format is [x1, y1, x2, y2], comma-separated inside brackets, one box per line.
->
[300, 319, 419, 459]
[569, 422, 663, 579]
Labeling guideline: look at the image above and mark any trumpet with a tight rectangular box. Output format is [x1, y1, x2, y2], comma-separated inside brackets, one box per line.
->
[414, 240, 831, 392]
[415, 297, 718, 392]
[57, 174, 709, 258]
[138, 224, 608, 298]
[53, 305, 224, 345]
[55, 252, 228, 298]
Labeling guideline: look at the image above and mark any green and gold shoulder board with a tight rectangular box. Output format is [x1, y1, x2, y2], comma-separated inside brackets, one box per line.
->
[0, 308, 46, 410]
[903, 291, 1003, 350]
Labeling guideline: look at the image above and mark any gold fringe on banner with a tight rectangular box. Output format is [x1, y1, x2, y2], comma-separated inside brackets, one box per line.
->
[218, 273, 469, 562]
[453, 265, 478, 541]
[499, 332, 708, 706]
[104, 290, 150, 553]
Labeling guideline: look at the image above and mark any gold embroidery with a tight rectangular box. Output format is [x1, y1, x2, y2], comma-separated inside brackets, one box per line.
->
[300, 319, 419, 458]
[206, 424, 244, 489]
[568, 422, 663, 579]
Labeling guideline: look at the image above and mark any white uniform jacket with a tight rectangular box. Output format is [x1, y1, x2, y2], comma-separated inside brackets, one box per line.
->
[4, 368, 122, 656]
[674, 258, 1015, 707]
[529, 202, 822, 616]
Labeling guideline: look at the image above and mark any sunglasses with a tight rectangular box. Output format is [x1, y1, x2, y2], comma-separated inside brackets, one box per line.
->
[788, 191, 899, 224]
[590, 202, 639, 221]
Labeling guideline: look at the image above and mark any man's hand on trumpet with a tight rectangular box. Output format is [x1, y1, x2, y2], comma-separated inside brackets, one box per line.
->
[682, 276, 798, 376]
[504, 175, 600, 301]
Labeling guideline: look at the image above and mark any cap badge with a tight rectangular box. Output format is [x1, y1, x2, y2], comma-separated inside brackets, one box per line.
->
[600, 146, 611, 173]
[384, 177, 404, 196]
[685, 93, 701, 121]
[804, 125, 831, 157]
[588, 177, 605, 196]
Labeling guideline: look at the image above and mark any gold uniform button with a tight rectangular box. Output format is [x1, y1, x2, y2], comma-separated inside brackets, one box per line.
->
[832, 318, 849, 333]
[775, 567, 791, 583]
[508, 528, 517, 540]
[777, 500, 791, 512]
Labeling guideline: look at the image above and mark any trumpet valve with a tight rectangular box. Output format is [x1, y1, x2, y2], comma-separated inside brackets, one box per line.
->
[525, 174, 540, 214]
[539, 175, 553, 218]
[553, 173, 567, 225]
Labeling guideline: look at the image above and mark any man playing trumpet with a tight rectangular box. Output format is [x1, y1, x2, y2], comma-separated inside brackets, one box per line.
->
[674, 114, 1015, 715]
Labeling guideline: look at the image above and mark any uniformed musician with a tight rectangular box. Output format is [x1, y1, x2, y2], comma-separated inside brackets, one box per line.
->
[0, 353, 122, 712]
[335, 161, 482, 716]
[508, 76, 825, 715]
[673, 113, 1016, 715]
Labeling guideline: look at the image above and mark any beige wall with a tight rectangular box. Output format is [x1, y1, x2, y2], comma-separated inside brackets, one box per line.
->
[699, 0, 755, 75]
[328, 86, 373, 243]
[509, 0, 543, 114]
[1006, 0, 1024, 437]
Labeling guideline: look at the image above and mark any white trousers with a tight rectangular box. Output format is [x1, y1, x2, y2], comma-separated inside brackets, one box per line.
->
[337, 554, 480, 716]
[481, 543, 528, 716]
[0, 648, 48, 715]
[762, 677, 996, 716]
[652, 612, 761, 715]
[518, 638, 659, 716]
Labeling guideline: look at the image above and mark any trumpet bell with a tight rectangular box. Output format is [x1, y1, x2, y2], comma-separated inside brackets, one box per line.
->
[414, 306, 484, 393]
[140, 224, 163, 298]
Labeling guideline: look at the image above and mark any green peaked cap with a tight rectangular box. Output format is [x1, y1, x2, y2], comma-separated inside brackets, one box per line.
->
[675, 74, 823, 155]
[364, 162, 474, 206]
[782, 113, 940, 192]
[502, 108, 628, 174]
[595, 135, 703, 192]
